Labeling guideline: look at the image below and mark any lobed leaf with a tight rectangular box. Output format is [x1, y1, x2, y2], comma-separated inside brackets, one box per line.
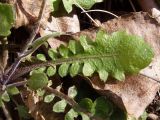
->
[27, 73, 48, 90]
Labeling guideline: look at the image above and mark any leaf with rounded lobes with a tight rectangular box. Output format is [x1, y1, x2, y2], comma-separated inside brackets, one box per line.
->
[113, 70, 125, 81]
[53, 99, 67, 113]
[48, 48, 57, 60]
[27, 73, 48, 90]
[79, 98, 93, 112]
[65, 109, 78, 120]
[98, 69, 108, 82]
[69, 62, 80, 77]
[83, 62, 95, 76]
[36, 54, 46, 61]
[58, 63, 70, 77]
[91, 97, 113, 118]
[0, 3, 15, 36]
[44, 94, 55, 103]
[68, 40, 83, 54]
[59, 44, 71, 58]
[47, 66, 56, 77]
[7, 86, 19, 95]
[68, 86, 77, 98]
[1, 91, 10, 102]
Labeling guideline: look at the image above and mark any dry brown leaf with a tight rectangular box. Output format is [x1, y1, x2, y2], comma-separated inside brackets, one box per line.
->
[10, 0, 52, 28]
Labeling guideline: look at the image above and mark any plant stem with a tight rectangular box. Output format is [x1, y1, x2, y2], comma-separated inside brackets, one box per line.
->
[4, 0, 47, 85]
[2, 103, 12, 120]
[45, 86, 103, 120]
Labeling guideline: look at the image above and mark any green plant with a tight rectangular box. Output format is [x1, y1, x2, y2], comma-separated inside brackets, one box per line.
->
[0, 0, 154, 120]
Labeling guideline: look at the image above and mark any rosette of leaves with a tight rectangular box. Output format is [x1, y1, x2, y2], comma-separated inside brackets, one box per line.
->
[43, 30, 153, 82]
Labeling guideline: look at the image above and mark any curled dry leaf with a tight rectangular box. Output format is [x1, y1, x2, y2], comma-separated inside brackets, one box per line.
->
[9, 0, 52, 28]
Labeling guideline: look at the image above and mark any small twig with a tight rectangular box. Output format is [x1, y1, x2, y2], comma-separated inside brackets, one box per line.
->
[75, 2, 100, 27]
[81, 9, 119, 18]
[140, 73, 160, 83]
[2, 103, 12, 120]
[4, 0, 47, 85]
[6, 80, 27, 88]
[129, 0, 136, 12]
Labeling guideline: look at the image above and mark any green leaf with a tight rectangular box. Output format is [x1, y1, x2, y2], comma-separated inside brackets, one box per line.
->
[7, 87, 19, 95]
[69, 62, 80, 77]
[42, 30, 153, 82]
[113, 70, 125, 81]
[47, 66, 56, 77]
[0, 3, 15, 36]
[98, 70, 108, 82]
[44, 94, 55, 103]
[17, 105, 30, 119]
[48, 48, 57, 60]
[91, 97, 113, 118]
[68, 86, 77, 98]
[65, 109, 78, 120]
[59, 45, 71, 58]
[36, 89, 45, 97]
[53, 99, 67, 113]
[76, 0, 103, 9]
[58, 63, 70, 77]
[36, 54, 46, 61]
[27, 73, 48, 90]
[79, 98, 93, 112]
[139, 111, 148, 120]
[1, 91, 10, 102]
[80, 113, 90, 120]
[51, 0, 61, 11]
[62, 0, 73, 13]
[83, 62, 95, 76]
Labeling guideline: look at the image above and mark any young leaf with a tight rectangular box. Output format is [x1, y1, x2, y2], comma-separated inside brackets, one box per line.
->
[1, 91, 10, 102]
[59, 45, 71, 58]
[65, 109, 78, 120]
[91, 97, 113, 118]
[17, 105, 31, 119]
[0, 3, 15, 36]
[53, 99, 67, 113]
[62, 0, 73, 13]
[36, 54, 46, 61]
[76, 0, 103, 9]
[36, 89, 45, 97]
[80, 113, 90, 120]
[79, 98, 93, 112]
[82, 62, 95, 76]
[68, 86, 77, 98]
[58, 63, 70, 77]
[47, 66, 56, 77]
[7, 87, 19, 95]
[69, 62, 80, 77]
[44, 94, 55, 103]
[113, 70, 125, 81]
[48, 48, 57, 60]
[27, 73, 48, 90]
[98, 70, 108, 82]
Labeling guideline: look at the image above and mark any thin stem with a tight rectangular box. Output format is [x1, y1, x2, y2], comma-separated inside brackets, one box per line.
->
[81, 9, 119, 18]
[2, 103, 12, 120]
[129, 0, 136, 12]
[11, 54, 116, 81]
[75, 3, 100, 27]
[140, 73, 160, 83]
[4, 0, 47, 85]
[6, 80, 27, 88]
[45, 87, 103, 120]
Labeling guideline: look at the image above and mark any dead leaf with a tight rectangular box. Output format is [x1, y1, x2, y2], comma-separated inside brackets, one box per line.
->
[10, 0, 52, 28]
